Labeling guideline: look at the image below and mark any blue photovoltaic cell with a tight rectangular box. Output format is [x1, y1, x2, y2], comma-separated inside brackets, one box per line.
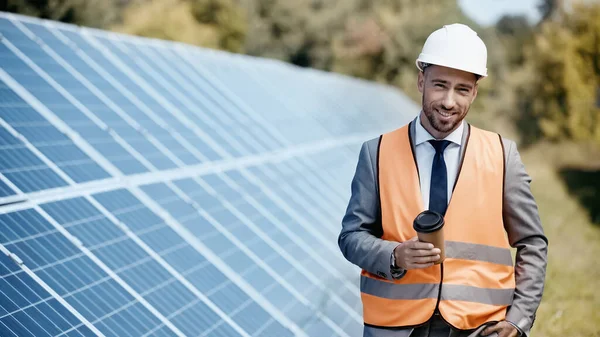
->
[222, 169, 337, 267]
[45, 29, 224, 163]
[0, 178, 15, 198]
[0, 250, 96, 337]
[40, 197, 246, 337]
[0, 20, 149, 176]
[237, 63, 343, 141]
[245, 164, 355, 306]
[0, 19, 176, 172]
[247, 163, 338, 238]
[138, 181, 338, 335]
[179, 49, 287, 151]
[227, 166, 364, 315]
[21, 22, 206, 167]
[0, 80, 110, 183]
[263, 162, 341, 237]
[91, 189, 293, 337]
[0, 209, 175, 337]
[233, 166, 343, 259]
[247, 159, 366, 313]
[213, 170, 364, 331]
[99, 39, 254, 158]
[189, 54, 318, 144]
[0, 116, 68, 193]
[192, 173, 363, 332]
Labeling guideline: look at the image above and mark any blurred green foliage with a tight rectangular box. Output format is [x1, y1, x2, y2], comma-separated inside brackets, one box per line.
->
[2, 0, 599, 147]
[516, 1, 600, 145]
[111, 0, 247, 53]
[0, 0, 120, 28]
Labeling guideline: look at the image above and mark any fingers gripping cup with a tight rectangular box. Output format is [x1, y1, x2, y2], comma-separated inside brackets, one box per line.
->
[413, 210, 446, 264]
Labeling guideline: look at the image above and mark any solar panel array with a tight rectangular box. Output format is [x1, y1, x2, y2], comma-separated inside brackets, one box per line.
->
[0, 11, 418, 337]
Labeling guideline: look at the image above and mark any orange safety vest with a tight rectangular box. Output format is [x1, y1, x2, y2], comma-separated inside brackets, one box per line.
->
[360, 123, 515, 330]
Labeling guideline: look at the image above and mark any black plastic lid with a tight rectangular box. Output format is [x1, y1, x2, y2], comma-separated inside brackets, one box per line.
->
[413, 210, 445, 233]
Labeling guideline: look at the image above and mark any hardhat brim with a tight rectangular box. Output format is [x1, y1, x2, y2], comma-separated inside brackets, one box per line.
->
[416, 55, 488, 78]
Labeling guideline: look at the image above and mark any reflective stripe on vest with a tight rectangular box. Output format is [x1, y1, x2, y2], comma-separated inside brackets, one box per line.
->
[360, 123, 515, 330]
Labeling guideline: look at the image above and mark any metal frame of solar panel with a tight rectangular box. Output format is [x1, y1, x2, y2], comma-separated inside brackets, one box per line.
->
[0, 11, 418, 337]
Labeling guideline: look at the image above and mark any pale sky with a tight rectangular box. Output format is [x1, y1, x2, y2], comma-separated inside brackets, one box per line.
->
[458, 0, 542, 26]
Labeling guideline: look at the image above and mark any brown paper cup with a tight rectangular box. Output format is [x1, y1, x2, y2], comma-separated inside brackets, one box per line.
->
[417, 228, 446, 264]
[413, 210, 446, 265]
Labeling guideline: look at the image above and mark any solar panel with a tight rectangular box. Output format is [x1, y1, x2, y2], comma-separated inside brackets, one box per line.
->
[0, 10, 418, 337]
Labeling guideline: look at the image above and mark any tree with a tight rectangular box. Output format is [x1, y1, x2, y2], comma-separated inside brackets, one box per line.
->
[517, 1, 600, 145]
[495, 15, 534, 66]
[0, 0, 120, 28]
[538, 0, 563, 21]
[112, 0, 247, 53]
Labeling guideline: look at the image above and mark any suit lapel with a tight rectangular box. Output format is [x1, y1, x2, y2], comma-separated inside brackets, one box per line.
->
[409, 116, 418, 155]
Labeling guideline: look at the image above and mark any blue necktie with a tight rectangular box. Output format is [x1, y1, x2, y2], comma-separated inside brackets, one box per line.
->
[428, 140, 451, 215]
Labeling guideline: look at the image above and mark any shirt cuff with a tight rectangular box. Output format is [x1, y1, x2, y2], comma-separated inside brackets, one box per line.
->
[506, 307, 533, 336]
[506, 320, 524, 336]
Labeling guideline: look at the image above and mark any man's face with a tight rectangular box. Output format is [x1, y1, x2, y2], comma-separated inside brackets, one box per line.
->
[418, 65, 478, 139]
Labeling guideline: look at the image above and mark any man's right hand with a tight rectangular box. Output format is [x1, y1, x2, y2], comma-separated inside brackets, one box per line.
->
[393, 236, 441, 269]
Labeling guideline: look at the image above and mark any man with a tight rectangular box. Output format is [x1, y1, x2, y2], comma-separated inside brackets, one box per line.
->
[338, 24, 548, 337]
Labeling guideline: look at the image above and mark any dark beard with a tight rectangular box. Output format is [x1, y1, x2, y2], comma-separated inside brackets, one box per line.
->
[422, 94, 464, 134]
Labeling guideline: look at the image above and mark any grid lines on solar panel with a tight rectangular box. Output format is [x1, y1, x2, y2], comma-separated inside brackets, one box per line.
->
[57, 31, 236, 161]
[20, 21, 219, 166]
[183, 50, 323, 146]
[137, 44, 282, 155]
[261, 68, 358, 138]
[179, 49, 287, 153]
[259, 163, 342, 238]
[0, 248, 98, 337]
[0, 79, 110, 184]
[0, 178, 16, 198]
[90, 189, 294, 337]
[137, 179, 346, 336]
[192, 173, 363, 332]
[0, 209, 177, 337]
[200, 171, 330, 280]
[135, 42, 281, 155]
[116, 37, 274, 158]
[242, 165, 348, 264]
[0, 86, 68, 192]
[217, 169, 361, 294]
[0, 19, 177, 172]
[0, 19, 148, 176]
[39, 197, 253, 337]
[228, 165, 366, 326]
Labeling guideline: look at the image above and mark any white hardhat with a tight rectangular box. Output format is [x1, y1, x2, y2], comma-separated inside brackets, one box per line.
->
[416, 23, 488, 78]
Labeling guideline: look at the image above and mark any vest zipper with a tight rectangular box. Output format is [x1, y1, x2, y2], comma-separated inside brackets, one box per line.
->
[434, 262, 477, 332]
[434, 262, 444, 311]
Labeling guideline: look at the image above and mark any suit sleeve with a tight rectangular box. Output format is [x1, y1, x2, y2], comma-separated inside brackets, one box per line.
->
[502, 139, 549, 336]
[338, 140, 401, 281]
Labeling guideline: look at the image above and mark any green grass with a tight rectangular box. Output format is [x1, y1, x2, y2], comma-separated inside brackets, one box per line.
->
[520, 144, 600, 337]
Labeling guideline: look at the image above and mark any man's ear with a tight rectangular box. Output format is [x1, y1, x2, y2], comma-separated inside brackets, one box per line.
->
[471, 82, 478, 103]
[418, 71, 425, 93]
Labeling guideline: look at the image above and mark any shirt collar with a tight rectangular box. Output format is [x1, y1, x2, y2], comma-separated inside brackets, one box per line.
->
[414, 113, 464, 146]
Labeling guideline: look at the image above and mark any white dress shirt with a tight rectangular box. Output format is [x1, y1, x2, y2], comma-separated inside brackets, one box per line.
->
[414, 113, 464, 209]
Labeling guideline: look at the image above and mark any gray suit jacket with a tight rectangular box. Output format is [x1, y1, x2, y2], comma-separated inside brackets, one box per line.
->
[338, 119, 548, 337]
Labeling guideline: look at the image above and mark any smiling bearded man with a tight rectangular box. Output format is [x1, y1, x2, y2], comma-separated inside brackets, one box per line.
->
[338, 24, 548, 337]
[420, 65, 475, 139]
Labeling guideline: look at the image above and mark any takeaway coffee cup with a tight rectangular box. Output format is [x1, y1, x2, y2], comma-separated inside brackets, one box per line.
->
[413, 210, 446, 264]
